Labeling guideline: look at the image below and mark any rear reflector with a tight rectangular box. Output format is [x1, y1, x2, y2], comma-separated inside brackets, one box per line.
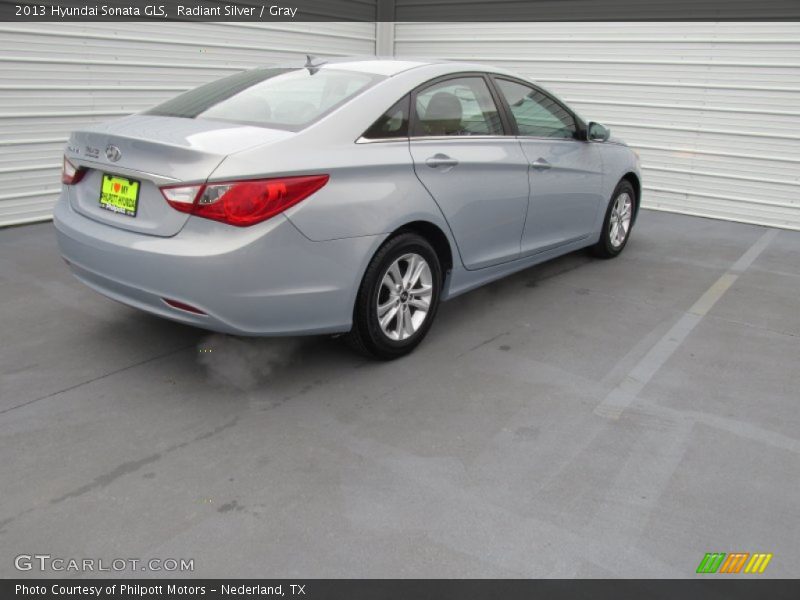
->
[162, 298, 206, 315]
[61, 156, 86, 185]
[161, 175, 329, 227]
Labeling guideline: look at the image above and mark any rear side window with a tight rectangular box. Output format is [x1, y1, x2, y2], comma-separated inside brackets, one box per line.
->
[362, 96, 410, 139]
[412, 77, 503, 137]
[146, 67, 384, 131]
[495, 79, 577, 139]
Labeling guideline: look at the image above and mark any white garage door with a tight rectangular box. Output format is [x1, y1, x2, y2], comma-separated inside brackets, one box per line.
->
[395, 22, 800, 230]
[0, 21, 376, 226]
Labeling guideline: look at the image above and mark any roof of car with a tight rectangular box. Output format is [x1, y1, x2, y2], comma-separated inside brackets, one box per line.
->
[312, 57, 519, 78]
[317, 58, 431, 76]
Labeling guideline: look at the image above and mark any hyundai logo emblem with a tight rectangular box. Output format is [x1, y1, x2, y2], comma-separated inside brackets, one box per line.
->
[105, 145, 122, 162]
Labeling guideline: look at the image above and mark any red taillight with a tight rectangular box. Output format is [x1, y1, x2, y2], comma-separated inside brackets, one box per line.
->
[61, 156, 86, 185]
[160, 175, 329, 227]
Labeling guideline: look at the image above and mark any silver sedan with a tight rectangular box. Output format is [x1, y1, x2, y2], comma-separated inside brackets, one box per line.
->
[54, 58, 641, 359]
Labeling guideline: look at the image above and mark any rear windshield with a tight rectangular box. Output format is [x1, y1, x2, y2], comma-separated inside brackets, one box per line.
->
[145, 67, 384, 131]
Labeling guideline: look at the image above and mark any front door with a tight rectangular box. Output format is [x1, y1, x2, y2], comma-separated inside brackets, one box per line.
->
[493, 78, 604, 255]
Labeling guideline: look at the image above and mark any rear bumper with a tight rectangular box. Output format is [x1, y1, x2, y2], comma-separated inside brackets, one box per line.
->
[53, 194, 385, 336]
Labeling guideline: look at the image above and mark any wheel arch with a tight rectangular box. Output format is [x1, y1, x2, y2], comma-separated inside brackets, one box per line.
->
[620, 172, 642, 223]
[391, 220, 454, 283]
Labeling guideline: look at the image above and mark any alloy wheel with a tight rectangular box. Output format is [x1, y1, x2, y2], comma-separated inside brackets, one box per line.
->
[609, 191, 633, 248]
[376, 253, 433, 341]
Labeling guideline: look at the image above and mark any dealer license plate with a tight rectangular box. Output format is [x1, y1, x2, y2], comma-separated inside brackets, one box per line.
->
[99, 174, 140, 217]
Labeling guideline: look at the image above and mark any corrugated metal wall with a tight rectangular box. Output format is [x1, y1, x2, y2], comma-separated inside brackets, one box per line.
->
[3, 21, 799, 230]
[0, 21, 376, 226]
[395, 22, 800, 230]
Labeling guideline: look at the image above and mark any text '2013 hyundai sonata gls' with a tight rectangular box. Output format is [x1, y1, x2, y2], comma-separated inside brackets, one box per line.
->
[54, 58, 641, 359]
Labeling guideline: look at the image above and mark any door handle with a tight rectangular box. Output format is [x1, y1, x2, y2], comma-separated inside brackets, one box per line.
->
[425, 153, 459, 169]
[531, 159, 552, 171]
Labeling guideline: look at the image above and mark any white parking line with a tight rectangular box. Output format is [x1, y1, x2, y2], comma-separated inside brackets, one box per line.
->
[594, 228, 778, 420]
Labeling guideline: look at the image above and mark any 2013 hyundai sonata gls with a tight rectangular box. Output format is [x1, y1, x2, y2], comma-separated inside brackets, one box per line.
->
[54, 58, 641, 359]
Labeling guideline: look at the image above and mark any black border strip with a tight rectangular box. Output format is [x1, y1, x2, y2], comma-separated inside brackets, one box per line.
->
[2, 0, 800, 22]
[5, 579, 800, 599]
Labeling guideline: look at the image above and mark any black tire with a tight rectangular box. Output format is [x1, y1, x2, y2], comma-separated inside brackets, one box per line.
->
[590, 179, 637, 259]
[345, 232, 442, 360]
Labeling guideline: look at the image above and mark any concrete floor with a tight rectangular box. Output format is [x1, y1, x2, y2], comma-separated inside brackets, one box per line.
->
[1, 210, 798, 578]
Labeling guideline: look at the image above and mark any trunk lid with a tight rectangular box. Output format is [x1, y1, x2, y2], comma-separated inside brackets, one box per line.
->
[65, 115, 292, 236]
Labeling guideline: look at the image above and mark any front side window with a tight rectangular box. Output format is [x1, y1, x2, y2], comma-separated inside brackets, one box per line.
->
[146, 67, 383, 131]
[495, 79, 577, 139]
[413, 77, 503, 137]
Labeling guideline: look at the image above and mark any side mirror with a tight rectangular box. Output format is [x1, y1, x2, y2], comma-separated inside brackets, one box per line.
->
[587, 122, 610, 142]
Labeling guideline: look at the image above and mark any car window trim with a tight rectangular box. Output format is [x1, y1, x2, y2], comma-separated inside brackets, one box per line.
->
[408, 72, 510, 139]
[488, 75, 587, 141]
[355, 72, 586, 144]
[356, 136, 412, 144]
[358, 135, 514, 143]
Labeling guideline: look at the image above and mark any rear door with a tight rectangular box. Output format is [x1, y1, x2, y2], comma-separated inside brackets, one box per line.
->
[408, 75, 529, 270]
[492, 77, 604, 255]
